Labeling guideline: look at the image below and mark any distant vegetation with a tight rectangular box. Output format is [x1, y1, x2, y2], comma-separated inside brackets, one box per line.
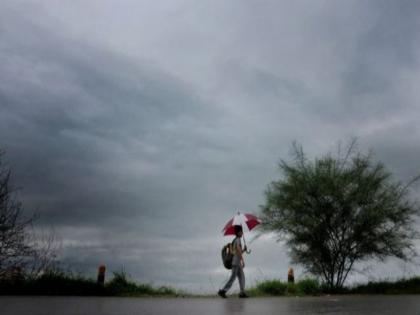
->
[248, 279, 322, 296]
[2, 270, 420, 296]
[247, 277, 420, 296]
[105, 270, 184, 297]
[0, 269, 185, 297]
[350, 277, 420, 295]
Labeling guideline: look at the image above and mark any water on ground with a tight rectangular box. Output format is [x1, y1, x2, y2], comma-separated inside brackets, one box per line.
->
[1, 295, 420, 315]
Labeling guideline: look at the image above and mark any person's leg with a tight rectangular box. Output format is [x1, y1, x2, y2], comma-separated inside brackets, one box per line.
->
[238, 266, 245, 293]
[221, 265, 239, 292]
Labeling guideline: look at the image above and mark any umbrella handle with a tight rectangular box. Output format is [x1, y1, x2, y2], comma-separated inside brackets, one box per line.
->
[243, 235, 251, 254]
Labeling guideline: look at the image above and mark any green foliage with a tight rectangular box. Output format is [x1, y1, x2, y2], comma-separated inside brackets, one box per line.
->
[351, 277, 420, 294]
[0, 269, 106, 295]
[34, 271, 104, 295]
[105, 270, 181, 296]
[248, 277, 420, 296]
[106, 270, 142, 295]
[296, 278, 321, 295]
[250, 279, 288, 296]
[260, 140, 420, 289]
[248, 278, 322, 296]
[286, 282, 297, 295]
[0, 268, 182, 296]
[156, 286, 178, 295]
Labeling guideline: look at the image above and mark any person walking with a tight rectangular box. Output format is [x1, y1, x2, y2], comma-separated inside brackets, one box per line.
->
[218, 225, 249, 298]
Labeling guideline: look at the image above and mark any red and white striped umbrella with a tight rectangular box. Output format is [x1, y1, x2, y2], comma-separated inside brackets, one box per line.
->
[222, 212, 261, 236]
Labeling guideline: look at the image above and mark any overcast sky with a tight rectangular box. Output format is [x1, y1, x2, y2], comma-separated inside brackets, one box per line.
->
[1, 0, 420, 293]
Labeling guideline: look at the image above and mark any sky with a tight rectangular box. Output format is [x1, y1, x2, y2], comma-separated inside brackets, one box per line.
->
[1, 0, 420, 293]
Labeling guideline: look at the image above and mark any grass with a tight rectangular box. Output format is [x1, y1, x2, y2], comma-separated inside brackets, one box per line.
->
[0, 270, 105, 296]
[2, 270, 420, 297]
[105, 270, 185, 297]
[248, 279, 288, 296]
[349, 277, 420, 295]
[248, 278, 322, 297]
[0, 269, 186, 297]
[247, 277, 420, 296]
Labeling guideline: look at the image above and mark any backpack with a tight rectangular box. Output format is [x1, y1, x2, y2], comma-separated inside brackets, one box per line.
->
[221, 238, 237, 270]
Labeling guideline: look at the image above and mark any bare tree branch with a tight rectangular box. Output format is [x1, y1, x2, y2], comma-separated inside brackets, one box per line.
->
[0, 149, 60, 280]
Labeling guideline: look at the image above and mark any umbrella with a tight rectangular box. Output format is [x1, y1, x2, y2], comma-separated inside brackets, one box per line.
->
[222, 211, 261, 253]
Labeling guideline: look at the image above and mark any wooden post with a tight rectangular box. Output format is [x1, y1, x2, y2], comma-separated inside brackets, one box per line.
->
[97, 265, 106, 285]
[288, 267, 294, 283]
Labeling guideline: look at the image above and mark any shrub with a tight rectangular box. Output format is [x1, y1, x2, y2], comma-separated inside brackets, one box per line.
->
[106, 270, 147, 295]
[351, 277, 420, 294]
[286, 282, 297, 295]
[296, 278, 321, 295]
[0, 268, 182, 296]
[251, 280, 287, 296]
[105, 270, 182, 296]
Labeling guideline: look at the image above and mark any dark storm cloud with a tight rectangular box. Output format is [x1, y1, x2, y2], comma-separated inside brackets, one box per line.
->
[1, 5, 210, 226]
[1, 0, 420, 291]
[332, 1, 420, 121]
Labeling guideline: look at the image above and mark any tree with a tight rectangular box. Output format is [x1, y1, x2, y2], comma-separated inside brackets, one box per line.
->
[260, 140, 420, 290]
[0, 149, 59, 279]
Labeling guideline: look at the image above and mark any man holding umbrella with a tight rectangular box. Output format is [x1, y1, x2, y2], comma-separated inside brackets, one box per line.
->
[218, 212, 260, 298]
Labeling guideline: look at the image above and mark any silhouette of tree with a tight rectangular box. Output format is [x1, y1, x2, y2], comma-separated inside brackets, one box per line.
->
[0, 149, 59, 279]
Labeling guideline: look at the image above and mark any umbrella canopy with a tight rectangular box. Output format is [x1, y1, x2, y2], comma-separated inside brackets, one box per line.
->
[222, 212, 261, 236]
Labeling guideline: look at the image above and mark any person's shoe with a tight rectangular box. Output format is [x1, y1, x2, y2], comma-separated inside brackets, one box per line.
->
[239, 292, 249, 298]
[218, 290, 227, 298]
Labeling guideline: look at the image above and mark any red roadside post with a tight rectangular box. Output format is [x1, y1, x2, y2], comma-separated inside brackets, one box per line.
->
[97, 265, 106, 286]
[288, 267, 294, 283]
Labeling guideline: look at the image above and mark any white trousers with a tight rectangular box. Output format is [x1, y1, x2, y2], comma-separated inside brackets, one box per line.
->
[222, 265, 245, 293]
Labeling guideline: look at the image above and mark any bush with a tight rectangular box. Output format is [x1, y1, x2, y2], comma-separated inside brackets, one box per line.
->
[33, 271, 104, 295]
[296, 279, 321, 295]
[105, 270, 182, 296]
[351, 277, 420, 294]
[0, 268, 182, 297]
[156, 286, 178, 295]
[0, 270, 106, 296]
[249, 280, 287, 296]
[106, 270, 143, 295]
[249, 278, 323, 296]
[286, 282, 297, 295]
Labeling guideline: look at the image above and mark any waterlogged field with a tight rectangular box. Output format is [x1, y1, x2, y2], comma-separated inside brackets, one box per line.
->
[1, 296, 420, 315]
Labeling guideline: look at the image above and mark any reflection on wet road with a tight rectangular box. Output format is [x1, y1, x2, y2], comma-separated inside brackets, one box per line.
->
[1, 295, 420, 315]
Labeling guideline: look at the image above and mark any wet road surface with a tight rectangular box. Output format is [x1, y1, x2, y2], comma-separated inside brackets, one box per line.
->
[1, 295, 420, 315]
